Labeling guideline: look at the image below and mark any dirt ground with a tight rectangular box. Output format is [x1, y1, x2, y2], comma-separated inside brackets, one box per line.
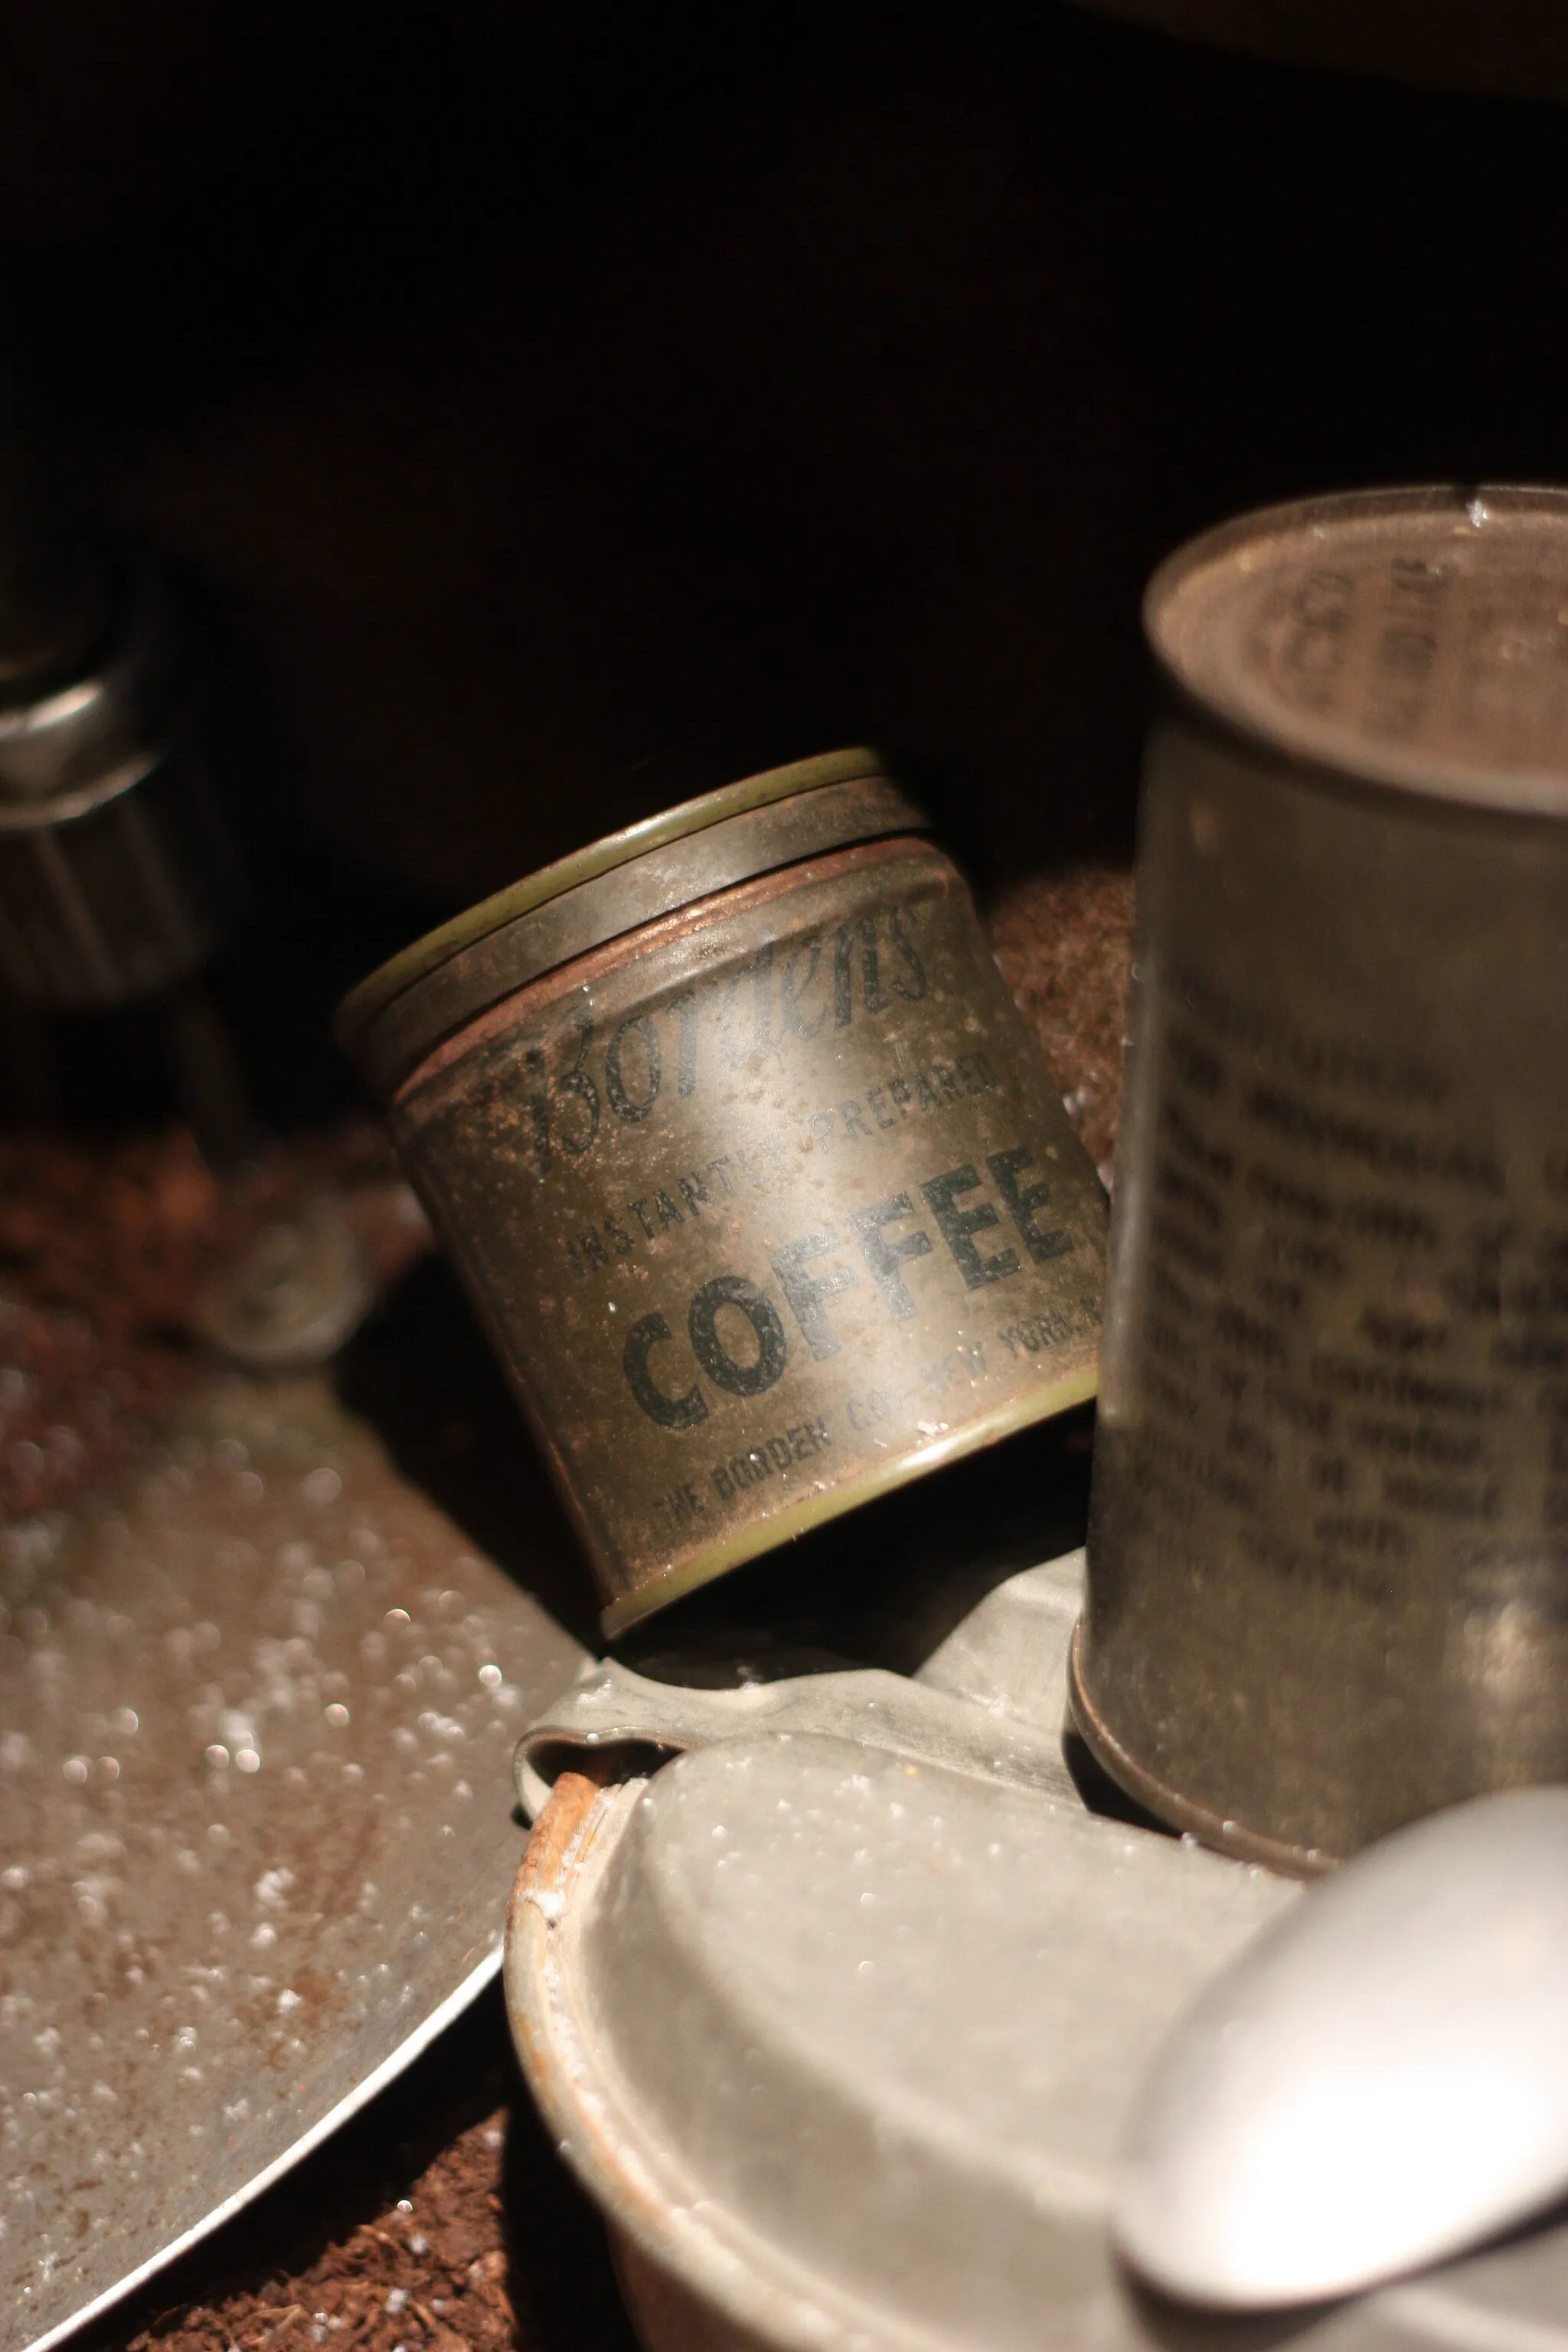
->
[989, 864, 1134, 1183]
[13, 865, 1132, 2352]
[99, 1981, 643, 2352]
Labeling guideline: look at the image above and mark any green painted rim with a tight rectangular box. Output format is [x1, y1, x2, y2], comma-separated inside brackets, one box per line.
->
[598, 1358, 1099, 1635]
[338, 747, 884, 1047]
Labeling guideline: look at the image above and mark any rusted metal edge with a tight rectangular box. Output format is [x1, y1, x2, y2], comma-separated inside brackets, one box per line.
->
[346, 774, 924, 1099]
[503, 1771, 910, 2352]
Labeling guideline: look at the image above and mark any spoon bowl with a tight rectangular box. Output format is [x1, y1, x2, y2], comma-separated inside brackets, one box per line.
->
[1117, 1785, 1568, 2309]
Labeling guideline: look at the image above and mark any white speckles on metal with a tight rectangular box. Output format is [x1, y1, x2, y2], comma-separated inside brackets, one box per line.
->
[0, 1372, 584, 2352]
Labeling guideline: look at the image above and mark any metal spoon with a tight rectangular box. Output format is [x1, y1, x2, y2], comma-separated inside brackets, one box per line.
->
[1116, 1785, 1568, 2309]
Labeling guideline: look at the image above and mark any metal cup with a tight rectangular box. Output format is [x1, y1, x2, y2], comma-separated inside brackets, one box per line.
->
[1072, 485, 1568, 1872]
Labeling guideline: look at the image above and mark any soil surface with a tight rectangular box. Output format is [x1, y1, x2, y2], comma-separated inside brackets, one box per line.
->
[97, 1981, 642, 2352]
[989, 864, 1134, 1183]
[0, 1121, 427, 1527]
[15, 868, 1132, 2352]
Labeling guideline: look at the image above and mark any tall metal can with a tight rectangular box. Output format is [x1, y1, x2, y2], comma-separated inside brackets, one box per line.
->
[339, 750, 1106, 1631]
[1073, 485, 1568, 1871]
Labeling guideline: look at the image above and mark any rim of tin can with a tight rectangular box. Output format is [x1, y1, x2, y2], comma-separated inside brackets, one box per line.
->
[1145, 483, 1568, 818]
[338, 746, 886, 1050]
[599, 1370, 1097, 1635]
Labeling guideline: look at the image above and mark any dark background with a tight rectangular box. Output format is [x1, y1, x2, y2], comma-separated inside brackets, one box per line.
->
[5, 0, 1567, 1134]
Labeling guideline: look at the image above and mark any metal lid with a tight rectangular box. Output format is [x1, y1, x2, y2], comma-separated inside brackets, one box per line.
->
[338, 746, 924, 1099]
[507, 1727, 1294, 2352]
[508, 1547, 1568, 2352]
[1146, 485, 1568, 818]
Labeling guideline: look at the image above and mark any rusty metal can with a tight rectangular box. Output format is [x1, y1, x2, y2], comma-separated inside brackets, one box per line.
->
[338, 749, 1106, 1631]
[1073, 485, 1568, 1873]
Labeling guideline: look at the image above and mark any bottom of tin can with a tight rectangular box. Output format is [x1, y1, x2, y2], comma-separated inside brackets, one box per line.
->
[1065, 1623, 1337, 1880]
[598, 1368, 1100, 1636]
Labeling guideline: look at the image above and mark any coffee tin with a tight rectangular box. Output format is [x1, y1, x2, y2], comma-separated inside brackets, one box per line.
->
[1073, 485, 1568, 1872]
[339, 750, 1106, 1631]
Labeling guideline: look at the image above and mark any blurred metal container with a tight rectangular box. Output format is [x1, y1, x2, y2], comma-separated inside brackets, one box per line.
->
[339, 750, 1106, 1632]
[1074, 485, 1568, 1873]
[0, 567, 241, 1008]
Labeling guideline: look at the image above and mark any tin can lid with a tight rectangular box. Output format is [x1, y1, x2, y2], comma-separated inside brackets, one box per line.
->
[338, 746, 920, 1096]
[1146, 485, 1568, 817]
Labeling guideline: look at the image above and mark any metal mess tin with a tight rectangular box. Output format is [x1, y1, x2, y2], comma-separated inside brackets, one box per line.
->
[505, 1554, 1568, 2352]
[339, 750, 1106, 1632]
[1075, 485, 1568, 1873]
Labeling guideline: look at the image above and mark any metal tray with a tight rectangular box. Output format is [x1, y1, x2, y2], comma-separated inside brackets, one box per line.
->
[2, 1372, 585, 2352]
